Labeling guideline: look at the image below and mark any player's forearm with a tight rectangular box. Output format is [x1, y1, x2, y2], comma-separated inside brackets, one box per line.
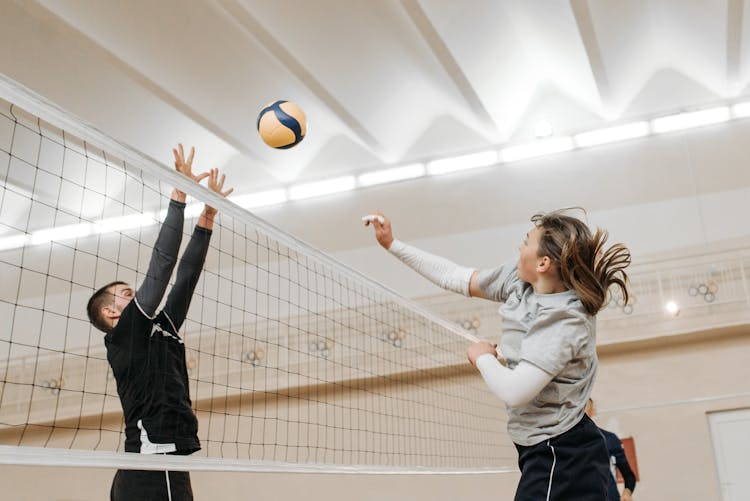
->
[136, 199, 185, 317]
[620, 463, 636, 492]
[388, 239, 474, 296]
[171, 188, 186, 203]
[613, 446, 637, 492]
[164, 226, 211, 331]
[475, 356, 553, 407]
[196, 207, 216, 230]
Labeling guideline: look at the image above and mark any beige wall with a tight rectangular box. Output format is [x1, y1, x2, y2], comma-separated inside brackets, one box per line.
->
[593, 328, 750, 501]
[1, 327, 748, 500]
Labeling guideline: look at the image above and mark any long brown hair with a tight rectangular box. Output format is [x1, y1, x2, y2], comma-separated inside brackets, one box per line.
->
[531, 208, 630, 315]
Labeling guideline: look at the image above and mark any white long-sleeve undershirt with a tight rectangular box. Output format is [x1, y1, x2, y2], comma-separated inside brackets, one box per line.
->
[388, 239, 474, 297]
[387, 239, 553, 407]
[475, 355, 554, 408]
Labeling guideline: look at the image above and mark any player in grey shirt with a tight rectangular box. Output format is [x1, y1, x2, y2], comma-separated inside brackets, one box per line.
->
[365, 208, 630, 501]
[474, 260, 597, 446]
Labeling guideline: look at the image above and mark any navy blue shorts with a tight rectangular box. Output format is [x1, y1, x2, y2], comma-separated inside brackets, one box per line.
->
[110, 469, 193, 501]
[513, 414, 609, 501]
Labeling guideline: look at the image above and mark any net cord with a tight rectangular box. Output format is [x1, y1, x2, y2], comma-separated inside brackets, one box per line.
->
[0, 73, 478, 345]
[0, 445, 514, 474]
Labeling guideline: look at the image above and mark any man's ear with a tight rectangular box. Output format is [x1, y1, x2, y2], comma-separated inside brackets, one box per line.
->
[101, 305, 118, 320]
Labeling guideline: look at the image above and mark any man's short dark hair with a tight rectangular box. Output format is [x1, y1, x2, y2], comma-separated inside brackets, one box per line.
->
[87, 281, 128, 333]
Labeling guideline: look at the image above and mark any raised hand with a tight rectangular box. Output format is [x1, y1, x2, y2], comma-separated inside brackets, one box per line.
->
[364, 211, 394, 250]
[172, 144, 209, 184]
[204, 168, 234, 218]
[466, 341, 498, 366]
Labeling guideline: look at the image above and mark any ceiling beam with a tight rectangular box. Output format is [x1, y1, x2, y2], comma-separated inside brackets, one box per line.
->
[727, 0, 744, 94]
[214, 0, 387, 158]
[28, 0, 259, 161]
[399, 0, 501, 141]
[570, 0, 612, 113]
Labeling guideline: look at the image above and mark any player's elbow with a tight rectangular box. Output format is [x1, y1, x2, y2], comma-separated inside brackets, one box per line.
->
[501, 389, 536, 408]
[504, 396, 533, 408]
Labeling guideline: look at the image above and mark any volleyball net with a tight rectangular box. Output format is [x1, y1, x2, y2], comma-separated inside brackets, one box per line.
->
[0, 75, 513, 473]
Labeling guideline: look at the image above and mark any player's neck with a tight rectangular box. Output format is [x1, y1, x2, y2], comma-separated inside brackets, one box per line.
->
[531, 276, 567, 295]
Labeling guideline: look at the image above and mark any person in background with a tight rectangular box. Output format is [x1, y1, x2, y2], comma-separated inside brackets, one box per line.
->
[586, 398, 637, 501]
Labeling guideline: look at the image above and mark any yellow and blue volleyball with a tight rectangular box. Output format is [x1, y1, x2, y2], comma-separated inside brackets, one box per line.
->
[256, 100, 306, 149]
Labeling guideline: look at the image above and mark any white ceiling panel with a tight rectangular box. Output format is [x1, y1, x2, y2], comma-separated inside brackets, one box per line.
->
[2, 0, 750, 260]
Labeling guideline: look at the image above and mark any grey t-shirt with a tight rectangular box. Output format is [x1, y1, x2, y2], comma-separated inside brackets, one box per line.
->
[477, 260, 597, 446]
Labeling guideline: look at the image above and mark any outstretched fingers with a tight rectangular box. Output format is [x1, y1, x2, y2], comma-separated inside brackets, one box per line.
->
[172, 143, 202, 181]
[208, 168, 233, 197]
[186, 146, 195, 168]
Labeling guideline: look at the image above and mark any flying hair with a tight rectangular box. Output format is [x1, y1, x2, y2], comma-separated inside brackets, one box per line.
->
[531, 208, 631, 316]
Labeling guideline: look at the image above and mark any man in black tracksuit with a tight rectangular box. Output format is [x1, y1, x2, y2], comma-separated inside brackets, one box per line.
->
[586, 399, 637, 501]
[599, 426, 637, 501]
[87, 145, 232, 501]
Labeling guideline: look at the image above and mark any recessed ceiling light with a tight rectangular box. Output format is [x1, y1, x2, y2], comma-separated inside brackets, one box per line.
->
[501, 137, 574, 163]
[426, 151, 499, 175]
[358, 163, 425, 187]
[534, 120, 554, 138]
[574, 122, 650, 147]
[665, 301, 680, 316]
[651, 107, 730, 133]
[289, 176, 356, 200]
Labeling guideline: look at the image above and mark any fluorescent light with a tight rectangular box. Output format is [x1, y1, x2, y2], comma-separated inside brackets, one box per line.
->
[156, 202, 202, 221]
[0, 213, 159, 251]
[500, 137, 574, 163]
[651, 107, 730, 133]
[30, 223, 93, 245]
[94, 212, 156, 234]
[731, 101, 750, 118]
[358, 163, 425, 187]
[288, 176, 356, 200]
[231, 189, 287, 208]
[534, 120, 553, 138]
[426, 151, 499, 175]
[574, 122, 650, 147]
[0, 234, 29, 251]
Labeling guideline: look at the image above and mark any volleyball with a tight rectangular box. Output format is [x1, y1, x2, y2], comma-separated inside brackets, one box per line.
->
[256, 100, 306, 149]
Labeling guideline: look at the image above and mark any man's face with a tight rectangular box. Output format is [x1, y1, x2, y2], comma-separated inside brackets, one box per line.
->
[108, 283, 135, 315]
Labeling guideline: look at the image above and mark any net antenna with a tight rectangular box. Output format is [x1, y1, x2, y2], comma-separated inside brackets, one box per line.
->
[0, 74, 514, 474]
